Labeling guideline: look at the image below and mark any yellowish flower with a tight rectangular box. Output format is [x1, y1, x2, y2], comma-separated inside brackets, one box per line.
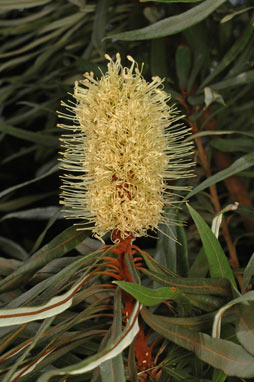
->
[58, 53, 193, 241]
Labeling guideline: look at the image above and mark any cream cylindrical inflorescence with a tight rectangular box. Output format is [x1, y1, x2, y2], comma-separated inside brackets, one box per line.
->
[58, 53, 194, 241]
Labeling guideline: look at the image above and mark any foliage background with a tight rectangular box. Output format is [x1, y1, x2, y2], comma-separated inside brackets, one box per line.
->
[0, 0, 254, 381]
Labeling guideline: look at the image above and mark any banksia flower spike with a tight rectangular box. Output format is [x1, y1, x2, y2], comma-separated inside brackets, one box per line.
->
[58, 53, 194, 242]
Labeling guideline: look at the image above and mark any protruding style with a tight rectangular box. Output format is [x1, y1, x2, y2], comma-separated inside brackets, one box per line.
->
[58, 54, 194, 241]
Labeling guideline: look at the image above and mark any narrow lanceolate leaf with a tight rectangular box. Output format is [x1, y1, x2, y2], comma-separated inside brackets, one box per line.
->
[140, 268, 231, 296]
[0, 273, 91, 327]
[0, 163, 58, 199]
[107, 0, 226, 40]
[210, 137, 254, 153]
[1, 207, 62, 221]
[141, 0, 202, 2]
[91, 0, 110, 54]
[116, 280, 226, 312]
[184, 23, 208, 92]
[211, 70, 254, 91]
[242, 252, 254, 291]
[4, 317, 55, 382]
[142, 307, 254, 378]
[187, 204, 236, 288]
[212, 291, 254, 339]
[236, 303, 254, 357]
[0, 193, 54, 213]
[188, 248, 208, 278]
[0, 225, 90, 292]
[37, 302, 141, 382]
[0, 249, 105, 335]
[0, 124, 58, 146]
[186, 152, 254, 199]
[99, 288, 125, 382]
[145, 309, 237, 332]
[9, 353, 50, 382]
[200, 20, 254, 89]
[176, 217, 189, 276]
[0, 236, 28, 261]
[0, 0, 51, 9]
[212, 369, 227, 382]
[114, 280, 189, 306]
[175, 45, 191, 89]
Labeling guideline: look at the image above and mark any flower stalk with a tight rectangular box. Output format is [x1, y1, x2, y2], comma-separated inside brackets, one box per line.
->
[58, 53, 194, 379]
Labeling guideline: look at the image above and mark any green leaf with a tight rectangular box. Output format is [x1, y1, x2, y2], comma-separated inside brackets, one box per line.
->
[128, 340, 138, 382]
[141, 0, 202, 2]
[186, 152, 254, 199]
[184, 23, 208, 92]
[124, 253, 141, 285]
[0, 236, 28, 261]
[0, 0, 51, 10]
[210, 137, 254, 153]
[200, 20, 254, 89]
[212, 291, 254, 338]
[30, 209, 62, 253]
[227, 34, 254, 78]
[114, 280, 189, 306]
[212, 369, 227, 382]
[3, 248, 105, 311]
[0, 124, 58, 147]
[0, 28, 63, 58]
[237, 206, 254, 218]
[188, 248, 208, 278]
[211, 70, 254, 91]
[150, 38, 169, 78]
[242, 253, 254, 291]
[3, 317, 55, 382]
[0, 51, 39, 72]
[37, 302, 141, 381]
[99, 288, 125, 382]
[0, 257, 21, 276]
[0, 225, 90, 292]
[187, 204, 236, 288]
[142, 307, 254, 378]
[186, 130, 254, 141]
[1, 145, 36, 165]
[185, 293, 225, 312]
[175, 45, 191, 89]
[176, 215, 189, 276]
[38, 13, 83, 34]
[0, 5, 55, 26]
[148, 309, 237, 333]
[0, 163, 58, 199]
[236, 302, 254, 357]
[157, 223, 177, 273]
[116, 280, 225, 312]
[238, 170, 254, 178]
[1, 206, 61, 221]
[0, 272, 92, 327]
[91, 0, 110, 55]
[140, 245, 178, 278]
[107, 0, 227, 40]
[0, 192, 55, 213]
[140, 269, 231, 296]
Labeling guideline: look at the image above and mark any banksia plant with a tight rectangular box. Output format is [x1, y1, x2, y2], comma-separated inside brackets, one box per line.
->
[58, 53, 194, 242]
